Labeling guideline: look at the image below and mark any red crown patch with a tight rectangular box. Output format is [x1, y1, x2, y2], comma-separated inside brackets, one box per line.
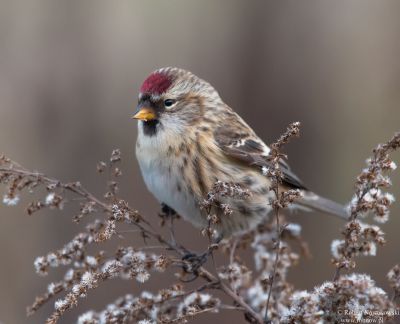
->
[140, 72, 173, 95]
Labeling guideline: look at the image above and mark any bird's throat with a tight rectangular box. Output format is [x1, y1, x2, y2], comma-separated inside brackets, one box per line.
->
[142, 119, 159, 137]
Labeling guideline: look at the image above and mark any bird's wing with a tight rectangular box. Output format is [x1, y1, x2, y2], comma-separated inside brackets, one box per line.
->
[213, 112, 307, 190]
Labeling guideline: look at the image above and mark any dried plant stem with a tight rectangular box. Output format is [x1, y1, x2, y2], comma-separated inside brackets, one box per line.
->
[0, 162, 264, 323]
[263, 122, 301, 322]
[142, 282, 214, 311]
[0, 167, 110, 211]
[264, 189, 281, 323]
[219, 280, 264, 323]
[229, 237, 239, 265]
[333, 265, 342, 282]
[390, 291, 398, 303]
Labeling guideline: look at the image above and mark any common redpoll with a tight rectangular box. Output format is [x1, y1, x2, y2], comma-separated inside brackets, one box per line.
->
[134, 67, 347, 238]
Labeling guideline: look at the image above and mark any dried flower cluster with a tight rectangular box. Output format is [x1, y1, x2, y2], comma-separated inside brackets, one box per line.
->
[282, 274, 394, 323]
[0, 128, 399, 324]
[332, 132, 400, 278]
[387, 264, 400, 302]
[77, 285, 221, 324]
[200, 180, 251, 238]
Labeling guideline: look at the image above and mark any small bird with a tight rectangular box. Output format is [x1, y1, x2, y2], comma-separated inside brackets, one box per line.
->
[134, 67, 348, 238]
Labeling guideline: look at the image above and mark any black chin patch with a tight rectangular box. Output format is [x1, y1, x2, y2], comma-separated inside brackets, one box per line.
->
[142, 120, 160, 137]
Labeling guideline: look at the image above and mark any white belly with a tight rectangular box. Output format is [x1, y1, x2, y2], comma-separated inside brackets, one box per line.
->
[135, 135, 207, 229]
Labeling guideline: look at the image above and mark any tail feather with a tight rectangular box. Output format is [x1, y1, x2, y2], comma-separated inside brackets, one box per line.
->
[297, 191, 349, 220]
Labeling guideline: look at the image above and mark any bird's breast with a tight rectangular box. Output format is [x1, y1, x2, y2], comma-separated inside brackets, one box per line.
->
[135, 131, 208, 229]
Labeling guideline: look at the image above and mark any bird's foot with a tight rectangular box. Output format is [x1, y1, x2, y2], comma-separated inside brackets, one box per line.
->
[180, 250, 210, 282]
[182, 251, 209, 272]
[159, 203, 180, 226]
[180, 242, 220, 282]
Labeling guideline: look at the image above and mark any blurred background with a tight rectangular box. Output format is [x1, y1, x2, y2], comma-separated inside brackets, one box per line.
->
[0, 1, 400, 323]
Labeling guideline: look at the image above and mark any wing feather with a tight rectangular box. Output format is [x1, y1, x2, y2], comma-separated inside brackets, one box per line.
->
[213, 114, 307, 190]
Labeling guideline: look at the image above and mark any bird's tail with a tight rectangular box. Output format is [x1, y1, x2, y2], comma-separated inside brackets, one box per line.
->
[296, 191, 349, 220]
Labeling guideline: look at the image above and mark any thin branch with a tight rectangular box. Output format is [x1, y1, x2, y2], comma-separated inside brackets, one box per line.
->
[265, 203, 280, 322]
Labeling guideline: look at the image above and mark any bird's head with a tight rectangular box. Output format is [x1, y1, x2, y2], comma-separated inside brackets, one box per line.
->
[133, 67, 221, 136]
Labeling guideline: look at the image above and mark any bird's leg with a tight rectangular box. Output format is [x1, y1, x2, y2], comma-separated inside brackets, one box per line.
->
[159, 203, 184, 252]
[160, 203, 178, 218]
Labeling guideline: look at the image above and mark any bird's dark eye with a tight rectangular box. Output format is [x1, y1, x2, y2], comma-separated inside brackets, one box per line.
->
[164, 99, 176, 107]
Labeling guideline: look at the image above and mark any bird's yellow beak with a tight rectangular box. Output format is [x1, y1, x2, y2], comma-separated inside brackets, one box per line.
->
[132, 107, 157, 121]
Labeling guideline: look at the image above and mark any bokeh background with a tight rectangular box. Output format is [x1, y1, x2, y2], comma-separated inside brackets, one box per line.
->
[1, 1, 400, 323]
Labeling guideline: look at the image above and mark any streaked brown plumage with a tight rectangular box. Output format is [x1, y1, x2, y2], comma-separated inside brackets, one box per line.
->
[134, 67, 347, 237]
